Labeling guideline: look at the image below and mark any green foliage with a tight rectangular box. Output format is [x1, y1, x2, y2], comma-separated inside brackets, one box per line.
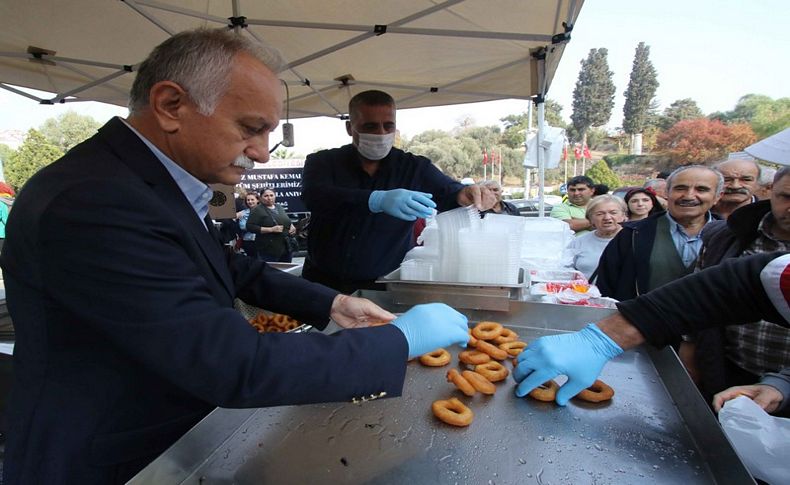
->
[570, 48, 616, 142]
[622, 43, 659, 134]
[659, 98, 704, 130]
[5, 129, 63, 190]
[500, 99, 566, 149]
[565, 125, 608, 149]
[39, 111, 102, 152]
[585, 159, 622, 188]
[603, 154, 639, 167]
[271, 147, 297, 159]
[0, 144, 14, 164]
[709, 94, 790, 138]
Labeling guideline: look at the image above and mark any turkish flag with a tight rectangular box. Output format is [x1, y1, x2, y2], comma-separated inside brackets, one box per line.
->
[583, 144, 591, 159]
[482, 148, 489, 165]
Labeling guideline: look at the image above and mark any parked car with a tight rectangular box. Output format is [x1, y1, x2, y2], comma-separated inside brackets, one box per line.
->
[507, 198, 553, 217]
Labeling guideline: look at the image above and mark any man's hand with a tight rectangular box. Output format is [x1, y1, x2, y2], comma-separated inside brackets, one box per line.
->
[329, 294, 397, 329]
[513, 323, 623, 405]
[391, 303, 469, 359]
[713, 384, 784, 414]
[369, 189, 436, 221]
[457, 184, 496, 211]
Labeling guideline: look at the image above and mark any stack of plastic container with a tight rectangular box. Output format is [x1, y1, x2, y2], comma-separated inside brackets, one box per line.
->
[435, 206, 480, 282]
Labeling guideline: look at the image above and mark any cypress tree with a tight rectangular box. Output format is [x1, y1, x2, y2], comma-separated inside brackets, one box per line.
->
[623, 42, 659, 138]
[570, 48, 616, 149]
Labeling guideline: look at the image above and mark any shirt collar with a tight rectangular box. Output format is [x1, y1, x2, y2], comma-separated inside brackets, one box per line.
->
[665, 211, 712, 236]
[120, 118, 213, 223]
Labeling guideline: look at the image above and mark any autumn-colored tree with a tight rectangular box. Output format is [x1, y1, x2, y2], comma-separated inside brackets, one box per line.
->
[655, 119, 757, 165]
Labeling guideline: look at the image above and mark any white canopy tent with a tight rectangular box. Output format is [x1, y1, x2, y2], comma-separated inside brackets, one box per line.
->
[0, 0, 585, 206]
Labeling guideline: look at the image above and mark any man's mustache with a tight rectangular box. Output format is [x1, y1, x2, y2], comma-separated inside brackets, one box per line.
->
[724, 187, 750, 195]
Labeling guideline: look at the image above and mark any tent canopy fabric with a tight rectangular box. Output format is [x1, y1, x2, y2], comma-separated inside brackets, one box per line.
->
[0, 0, 583, 119]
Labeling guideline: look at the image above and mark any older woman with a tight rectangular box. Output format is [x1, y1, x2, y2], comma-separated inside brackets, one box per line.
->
[624, 187, 662, 221]
[567, 195, 627, 280]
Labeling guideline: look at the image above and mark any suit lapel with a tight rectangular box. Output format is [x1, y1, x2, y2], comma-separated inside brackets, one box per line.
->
[97, 118, 235, 299]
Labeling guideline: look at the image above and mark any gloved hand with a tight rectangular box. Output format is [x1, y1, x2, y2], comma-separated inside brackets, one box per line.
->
[369, 189, 436, 221]
[513, 323, 623, 405]
[391, 303, 469, 359]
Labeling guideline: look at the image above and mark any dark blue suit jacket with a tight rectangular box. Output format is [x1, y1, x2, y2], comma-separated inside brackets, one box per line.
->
[0, 118, 408, 484]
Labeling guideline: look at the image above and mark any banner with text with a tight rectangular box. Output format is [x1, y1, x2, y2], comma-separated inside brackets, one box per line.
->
[239, 159, 306, 213]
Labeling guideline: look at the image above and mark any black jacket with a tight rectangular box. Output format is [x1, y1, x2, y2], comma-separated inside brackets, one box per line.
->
[694, 200, 774, 399]
[0, 118, 409, 484]
[596, 210, 667, 301]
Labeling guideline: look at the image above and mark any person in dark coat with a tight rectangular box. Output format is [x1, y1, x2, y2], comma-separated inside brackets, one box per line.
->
[596, 165, 722, 301]
[686, 167, 790, 405]
[0, 28, 469, 485]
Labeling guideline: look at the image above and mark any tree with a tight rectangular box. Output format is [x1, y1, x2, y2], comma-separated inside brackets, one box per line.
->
[271, 147, 297, 159]
[0, 143, 14, 164]
[622, 42, 659, 155]
[659, 98, 704, 130]
[39, 111, 102, 152]
[655, 119, 757, 165]
[500, 99, 566, 149]
[585, 159, 622, 188]
[709, 94, 790, 138]
[570, 48, 616, 148]
[4, 129, 64, 190]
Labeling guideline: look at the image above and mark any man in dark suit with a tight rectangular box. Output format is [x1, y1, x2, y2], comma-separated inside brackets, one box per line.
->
[0, 29, 469, 484]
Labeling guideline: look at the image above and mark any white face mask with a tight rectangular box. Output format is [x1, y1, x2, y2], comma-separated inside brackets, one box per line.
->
[356, 132, 395, 160]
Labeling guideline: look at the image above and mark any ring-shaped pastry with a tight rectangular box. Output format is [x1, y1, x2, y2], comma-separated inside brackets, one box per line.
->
[471, 321, 503, 340]
[458, 349, 491, 365]
[474, 340, 508, 361]
[575, 379, 615, 402]
[432, 397, 474, 427]
[528, 380, 559, 402]
[446, 368, 476, 396]
[492, 328, 519, 344]
[474, 361, 509, 382]
[462, 370, 496, 395]
[498, 341, 528, 356]
[418, 348, 451, 367]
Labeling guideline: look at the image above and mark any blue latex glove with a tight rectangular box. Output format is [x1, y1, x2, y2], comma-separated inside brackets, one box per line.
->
[513, 323, 623, 405]
[369, 189, 436, 221]
[391, 303, 469, 359]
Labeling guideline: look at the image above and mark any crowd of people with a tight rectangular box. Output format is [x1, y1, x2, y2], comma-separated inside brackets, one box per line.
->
[548, 157, 789, 420]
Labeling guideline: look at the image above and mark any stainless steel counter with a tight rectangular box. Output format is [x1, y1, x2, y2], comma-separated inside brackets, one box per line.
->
[130, 293, 753, 484]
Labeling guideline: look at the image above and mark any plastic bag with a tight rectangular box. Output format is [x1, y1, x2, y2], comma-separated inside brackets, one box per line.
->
[718, 396, 790, 484]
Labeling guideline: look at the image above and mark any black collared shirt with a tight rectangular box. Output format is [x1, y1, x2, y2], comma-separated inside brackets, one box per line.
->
[301, 144, 463, 287]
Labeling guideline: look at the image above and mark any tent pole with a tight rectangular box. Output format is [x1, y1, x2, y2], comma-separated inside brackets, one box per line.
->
[537, 99, 546, 218]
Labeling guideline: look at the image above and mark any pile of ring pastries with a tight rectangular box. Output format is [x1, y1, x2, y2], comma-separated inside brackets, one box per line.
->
[248, 312, 301, 333]
[424, 321, 614, 427]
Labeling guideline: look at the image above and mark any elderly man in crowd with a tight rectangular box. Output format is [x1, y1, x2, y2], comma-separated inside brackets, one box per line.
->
[682, 167, 790, 405]
[711, 158, 761, 219]
[596, 165, 723, 301]
[301, 90, 495, 294]
[755, 166, 777, 200]
[550, 175, 596, 236]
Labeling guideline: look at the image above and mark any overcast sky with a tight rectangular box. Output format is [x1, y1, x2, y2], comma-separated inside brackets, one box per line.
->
[1, 0, 787, 154]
